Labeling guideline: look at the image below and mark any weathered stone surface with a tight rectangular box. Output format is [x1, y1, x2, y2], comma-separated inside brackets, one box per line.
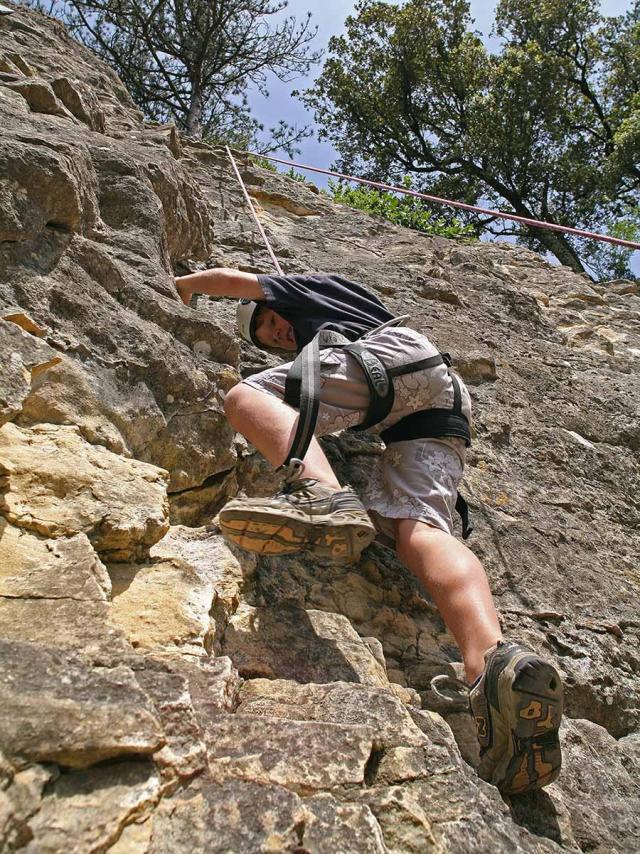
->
[17, 355, 132, 454]
[27, 762, 161, 853]
[302, 794, 386, 853]
[168, 467, 237, 526]
[150, 526, 252, 623]
[6, 78, 73, 117]
[108, 819, 153, 854]
[150, 778, 389, 853]
[0, 11, 237, 499]
[1, 6, 639, 850]
[247, 549, 452, 693]
[509, 718, 640, 852]
[0, 759, 53, 852]
[149, 779, 305, 853]
[237, 679, 426, 748]
[1, 308, 47, 337]
[0, 319, 60, 425]
[108, 558, 214, 656]
[176, 655, 242, 724]
[355, 779, 564, 852]
[222, 604, 390, 685]
[50, 76, 105, 131]
[205, 713, 375, 792]
[0, 596, 131, 658]
[0, 422, 169, 560]
[0, 135, 98, 241]
[0, 521, 110, 600]
[130, 658, 208, 783]
[0, 520, 127, 657]
[0, 640, 163, 768]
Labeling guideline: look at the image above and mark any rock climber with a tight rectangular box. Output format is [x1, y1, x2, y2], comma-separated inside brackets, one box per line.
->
[174, 267, 563, 796]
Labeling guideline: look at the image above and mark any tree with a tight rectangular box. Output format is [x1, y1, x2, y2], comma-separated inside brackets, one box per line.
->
[304, 0, 640, 278]
[58, 0, 320, 148]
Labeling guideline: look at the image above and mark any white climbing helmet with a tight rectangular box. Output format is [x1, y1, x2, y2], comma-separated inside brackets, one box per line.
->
[236, 299, 262, 347]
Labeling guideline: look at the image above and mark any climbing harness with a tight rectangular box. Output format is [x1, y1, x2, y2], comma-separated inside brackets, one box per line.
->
[280, 322, 474, 539]
[225, 147, 474, 538]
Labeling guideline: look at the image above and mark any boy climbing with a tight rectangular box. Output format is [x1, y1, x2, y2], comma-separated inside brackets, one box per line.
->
[175, 266, 564, 796]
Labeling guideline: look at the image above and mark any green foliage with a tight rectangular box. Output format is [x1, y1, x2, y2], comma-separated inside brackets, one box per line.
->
[284, 167, 308, 183]
[248, 157, 308, 183]
[304, 0, 640, 278]
[328, 179, 475, 239]
[249, 155, 279, 173]
[582, 210, 640, 282]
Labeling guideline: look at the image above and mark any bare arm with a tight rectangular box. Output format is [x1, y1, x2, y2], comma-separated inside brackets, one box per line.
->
[175, 268, 265, 305]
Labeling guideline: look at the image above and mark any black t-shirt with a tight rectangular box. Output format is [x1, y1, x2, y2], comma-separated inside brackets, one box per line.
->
[256, 273, 395, 351]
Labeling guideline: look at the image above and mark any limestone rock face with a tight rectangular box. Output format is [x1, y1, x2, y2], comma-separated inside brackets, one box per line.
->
[0, 522, 111, 599]
[0, 317, 60, 426]
[0, 639, 164, 769]
[0, 422, 169, 560]
[1, 5, 639, 852]
[108, 558, 216, 656]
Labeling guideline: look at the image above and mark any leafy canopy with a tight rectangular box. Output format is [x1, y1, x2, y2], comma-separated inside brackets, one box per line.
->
[304, 0, 639, 279]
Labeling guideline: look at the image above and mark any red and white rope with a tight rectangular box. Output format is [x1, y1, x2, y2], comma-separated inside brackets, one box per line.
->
[252, 153, 640, 252]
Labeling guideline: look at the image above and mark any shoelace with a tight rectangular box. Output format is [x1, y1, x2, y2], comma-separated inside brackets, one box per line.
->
[281, 477, 321, 497]
[279, 458, 321, 498]
[430, 674, 472, 712]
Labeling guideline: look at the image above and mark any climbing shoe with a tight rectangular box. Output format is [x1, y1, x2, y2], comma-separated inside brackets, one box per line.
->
[469, 641, 563, 795]
[219, 461, 376, 562]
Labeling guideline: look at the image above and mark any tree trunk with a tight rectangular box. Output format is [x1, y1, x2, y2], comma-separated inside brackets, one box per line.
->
[186, 86, 203, 138]
[529, 227, 589, 276]
[480, 180, 591, 277]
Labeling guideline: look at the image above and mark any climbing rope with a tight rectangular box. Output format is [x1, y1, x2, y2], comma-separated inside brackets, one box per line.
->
[248, 152, 640, 253]
[225, 145, 283, 273]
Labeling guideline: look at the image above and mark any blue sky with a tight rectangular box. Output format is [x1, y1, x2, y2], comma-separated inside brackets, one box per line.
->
[248, 0, 637, 272]
[251, 0, 633, 168]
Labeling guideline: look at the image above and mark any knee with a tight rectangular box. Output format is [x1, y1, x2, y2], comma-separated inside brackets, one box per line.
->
[395, 519, 482, 577]
[224, 382, 254, 425]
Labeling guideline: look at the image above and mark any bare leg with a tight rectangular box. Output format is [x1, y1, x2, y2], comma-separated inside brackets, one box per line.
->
[226, 385, 500, 679]
[224, 383, 342, 490]
[394, 518, 502, 683]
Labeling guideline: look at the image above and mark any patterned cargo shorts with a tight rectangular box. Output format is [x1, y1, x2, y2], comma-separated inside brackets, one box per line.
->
[243, 325, 472, 542]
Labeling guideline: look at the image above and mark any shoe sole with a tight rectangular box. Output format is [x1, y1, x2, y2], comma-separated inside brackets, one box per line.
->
[490, 651, 563, 794]
[219, 508, 376, 563]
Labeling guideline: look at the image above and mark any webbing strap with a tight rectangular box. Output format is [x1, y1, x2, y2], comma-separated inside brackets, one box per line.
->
[380, 408, 471, 445]
[282, 329, 352, 466]
[343, 341, 395, 430]
[387, 354, 444, 378]
[455, 494, 474, 540]
[451, 372, 462, 416]
[282, 334, 321, 466]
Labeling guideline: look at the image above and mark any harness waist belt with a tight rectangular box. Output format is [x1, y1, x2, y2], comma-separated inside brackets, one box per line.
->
[380, 408, 471, 446]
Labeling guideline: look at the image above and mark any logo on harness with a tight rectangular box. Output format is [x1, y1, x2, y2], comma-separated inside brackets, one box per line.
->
[359, 350, 390, 397]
